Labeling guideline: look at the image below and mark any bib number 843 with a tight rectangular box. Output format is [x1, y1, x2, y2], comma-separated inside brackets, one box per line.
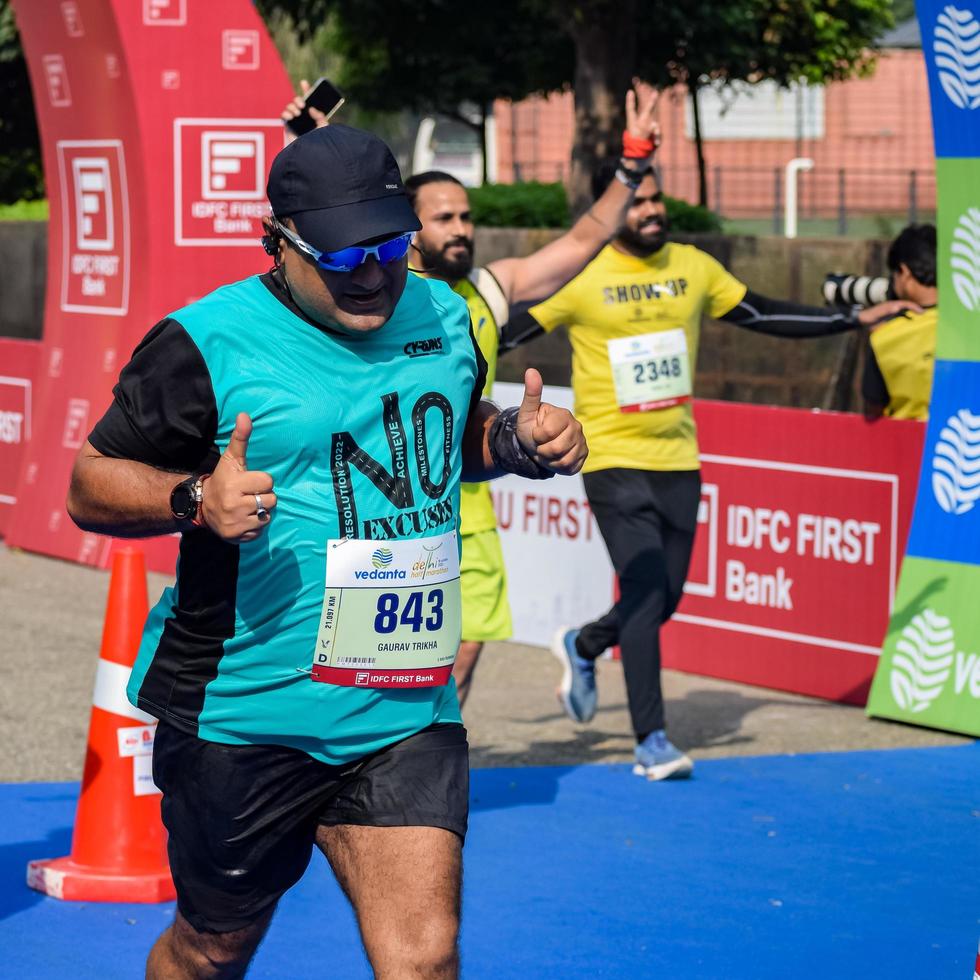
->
[374, 590, 444, 634]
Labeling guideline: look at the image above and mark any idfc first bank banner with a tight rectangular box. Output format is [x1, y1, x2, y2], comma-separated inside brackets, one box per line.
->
[494, 385, 924, 706]
[867, 0, 980, 736]
[6, 0, 293, 568]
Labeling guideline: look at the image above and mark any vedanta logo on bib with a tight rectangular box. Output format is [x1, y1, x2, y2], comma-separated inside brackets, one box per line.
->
[354, 568, 407, 581]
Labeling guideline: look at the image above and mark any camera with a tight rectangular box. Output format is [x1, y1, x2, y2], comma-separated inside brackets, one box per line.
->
[822, 274, 891, 308]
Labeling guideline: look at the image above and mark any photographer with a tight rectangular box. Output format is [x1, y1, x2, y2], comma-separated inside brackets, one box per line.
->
[861, 224, 938, 421]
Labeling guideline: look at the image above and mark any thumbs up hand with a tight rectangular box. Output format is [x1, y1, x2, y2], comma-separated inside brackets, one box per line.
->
[200, 412, 277, 543]
[515, 369, 588, 476]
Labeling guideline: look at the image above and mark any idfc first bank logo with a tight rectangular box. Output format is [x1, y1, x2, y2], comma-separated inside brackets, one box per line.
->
[56, 141, 130, 316]
[174, 118, 284, 246]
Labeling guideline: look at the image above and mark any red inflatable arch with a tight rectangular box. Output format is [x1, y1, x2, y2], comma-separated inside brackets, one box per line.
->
[3, 0, 292, 570]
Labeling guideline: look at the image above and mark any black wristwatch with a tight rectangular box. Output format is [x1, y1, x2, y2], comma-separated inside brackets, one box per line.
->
[170, 475, 206, 526]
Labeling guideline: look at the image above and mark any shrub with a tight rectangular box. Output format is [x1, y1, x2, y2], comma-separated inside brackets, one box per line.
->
[664, 194, 723, 233]
[468, 182, 569, 228]
[467, 181, 721, 232]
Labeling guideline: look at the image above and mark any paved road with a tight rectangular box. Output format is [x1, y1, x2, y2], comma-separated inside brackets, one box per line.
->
[0, 542, 969, 782]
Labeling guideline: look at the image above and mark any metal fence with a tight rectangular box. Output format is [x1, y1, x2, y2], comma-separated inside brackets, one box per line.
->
[506, 155, 938, 233]
[657, 166, 937, 233]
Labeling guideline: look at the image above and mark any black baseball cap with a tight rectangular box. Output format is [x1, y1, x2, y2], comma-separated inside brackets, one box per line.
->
[267, 125, 421, 252]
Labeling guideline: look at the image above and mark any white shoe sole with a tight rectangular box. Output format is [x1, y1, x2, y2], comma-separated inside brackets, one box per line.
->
[632, 755, 694, 781]
[551, 627, 593, 723]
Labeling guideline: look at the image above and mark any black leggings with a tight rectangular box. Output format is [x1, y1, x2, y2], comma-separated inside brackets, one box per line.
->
[577, 468, 701, 738]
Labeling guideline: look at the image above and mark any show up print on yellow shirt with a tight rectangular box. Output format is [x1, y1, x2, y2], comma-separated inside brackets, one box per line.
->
[529, 243, 746, 473]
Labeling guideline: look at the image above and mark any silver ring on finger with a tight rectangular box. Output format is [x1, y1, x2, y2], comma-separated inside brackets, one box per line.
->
[254, 493, 269, 521]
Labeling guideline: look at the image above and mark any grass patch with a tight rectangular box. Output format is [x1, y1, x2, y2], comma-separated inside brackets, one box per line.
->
[722, 213, 937, 239]
[0, 200, 49, 221]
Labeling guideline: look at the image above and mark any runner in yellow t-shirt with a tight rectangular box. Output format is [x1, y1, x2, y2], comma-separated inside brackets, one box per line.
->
[862, 225, 938, 421]
[284, 79, 663, 708]
[522, 162, 917, 780]
[402, 82, 662, 706]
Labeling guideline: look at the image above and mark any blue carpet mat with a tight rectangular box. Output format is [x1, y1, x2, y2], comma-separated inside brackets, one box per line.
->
[1, 745, 977, 979]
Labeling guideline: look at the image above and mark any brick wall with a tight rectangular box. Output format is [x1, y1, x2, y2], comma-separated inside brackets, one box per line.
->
[494, 49, 935, 218]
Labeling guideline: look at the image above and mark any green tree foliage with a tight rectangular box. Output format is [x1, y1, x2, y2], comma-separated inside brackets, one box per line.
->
[323, 2, 573, 183]
[259, 0, 894, 212]
[0, 0, 903, 215]
[0, 1, 43, 203]
[891, 0, 917, 25]
[261, 9, 416, 166]
[631, 0, 896, 206]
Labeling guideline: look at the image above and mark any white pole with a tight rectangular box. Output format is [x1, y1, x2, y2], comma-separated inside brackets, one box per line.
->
[483, 106, 497, 185]
[784, 157, 814, 239]
[412, 117, 437, 175]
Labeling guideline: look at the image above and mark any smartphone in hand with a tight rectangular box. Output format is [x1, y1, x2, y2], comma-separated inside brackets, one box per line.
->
[286, 78, 345, 136]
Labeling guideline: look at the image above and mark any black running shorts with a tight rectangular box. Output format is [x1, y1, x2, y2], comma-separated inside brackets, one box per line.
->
[152, 721, 469, 933]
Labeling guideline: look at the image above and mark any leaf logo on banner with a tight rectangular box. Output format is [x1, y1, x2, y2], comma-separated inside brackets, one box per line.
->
[890, 609, 956, 712]
[932, 408, 980, 514]
[934, 5, 980, 109]
[951, 207, 980, 311]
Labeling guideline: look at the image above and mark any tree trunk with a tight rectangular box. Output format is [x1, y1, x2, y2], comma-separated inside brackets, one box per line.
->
[565, 1, 637, 216]
[690, 79, 708, 208]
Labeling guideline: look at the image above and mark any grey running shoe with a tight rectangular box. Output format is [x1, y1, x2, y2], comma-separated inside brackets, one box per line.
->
[551, 627, 597, 723]
[632, 730, 694, 781]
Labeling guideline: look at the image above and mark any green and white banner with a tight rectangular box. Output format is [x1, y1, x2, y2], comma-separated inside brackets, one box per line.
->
[871, 557, 980, 733]
[867, 0, 980, 736]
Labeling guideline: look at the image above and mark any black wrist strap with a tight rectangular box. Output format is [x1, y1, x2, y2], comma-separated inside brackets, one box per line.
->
[614, 164, 643, 190]
[488, 407, 555, 480]
[615, 159, 651, 190]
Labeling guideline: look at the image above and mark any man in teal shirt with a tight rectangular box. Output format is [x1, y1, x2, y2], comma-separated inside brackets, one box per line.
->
[67, 125, 587, 980]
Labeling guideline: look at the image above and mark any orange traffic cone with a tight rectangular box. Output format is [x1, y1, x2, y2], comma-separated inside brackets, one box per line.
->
[27, 546, 176, 902]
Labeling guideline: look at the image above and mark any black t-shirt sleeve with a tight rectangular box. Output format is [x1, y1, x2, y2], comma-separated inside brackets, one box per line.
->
[465, 320, 490, 425]
[88, 317, 219, 473]
[500, 306, 546, 351]
[719, 289, 860, 337]
[861, 334, 890, 411]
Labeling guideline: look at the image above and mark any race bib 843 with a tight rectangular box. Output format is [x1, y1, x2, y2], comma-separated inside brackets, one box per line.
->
[311, 531, 461, 688]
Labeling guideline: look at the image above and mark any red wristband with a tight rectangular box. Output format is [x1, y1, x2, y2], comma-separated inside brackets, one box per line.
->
[622, 130, 658, 159]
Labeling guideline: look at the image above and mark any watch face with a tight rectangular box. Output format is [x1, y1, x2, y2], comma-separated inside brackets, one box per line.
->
[170, 482, 196, 520]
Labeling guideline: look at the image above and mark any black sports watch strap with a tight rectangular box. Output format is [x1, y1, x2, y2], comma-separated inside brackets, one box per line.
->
[170, 475, 205, 524]
[488, 407, 554, 480]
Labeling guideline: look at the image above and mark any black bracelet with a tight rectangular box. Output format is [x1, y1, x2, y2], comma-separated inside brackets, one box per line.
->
[488, 407, 555, 480]
[615, 159, 650, 190]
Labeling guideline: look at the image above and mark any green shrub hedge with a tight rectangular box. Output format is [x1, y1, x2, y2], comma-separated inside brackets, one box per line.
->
[468, 182, 569, 229]
[467, 181, 721, 232]
[664, 195, 723, 233]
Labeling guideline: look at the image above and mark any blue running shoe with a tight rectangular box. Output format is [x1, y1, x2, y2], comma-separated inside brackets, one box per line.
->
[551, 627, 597, 723]
[633, 730, 693, 781]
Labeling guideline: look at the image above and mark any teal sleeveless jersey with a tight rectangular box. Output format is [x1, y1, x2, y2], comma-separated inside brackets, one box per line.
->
[126, 274, 478, 764]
